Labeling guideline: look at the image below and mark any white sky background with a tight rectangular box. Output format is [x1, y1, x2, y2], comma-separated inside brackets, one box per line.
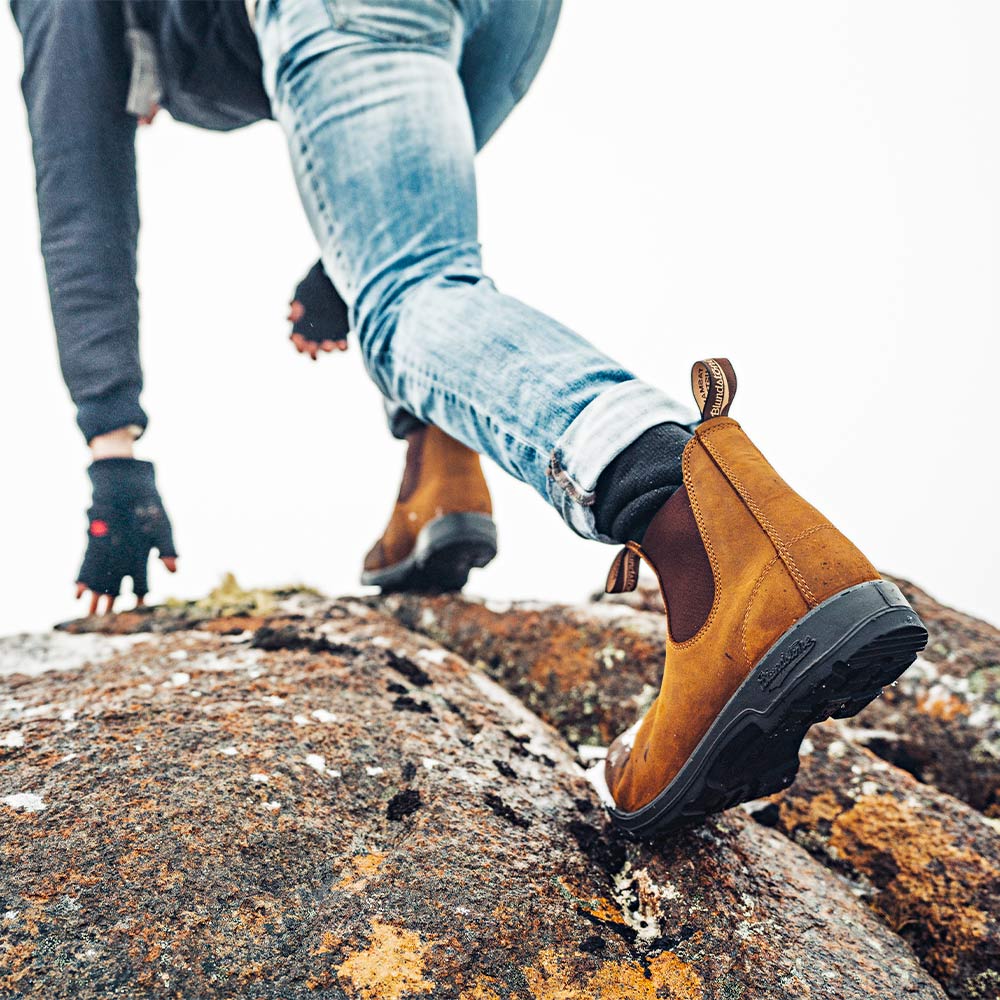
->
[1, 1, 998, 637]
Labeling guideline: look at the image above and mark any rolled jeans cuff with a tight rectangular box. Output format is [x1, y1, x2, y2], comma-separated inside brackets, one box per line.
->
[384, 398, 426, 440]
[545, 380, 697, 543]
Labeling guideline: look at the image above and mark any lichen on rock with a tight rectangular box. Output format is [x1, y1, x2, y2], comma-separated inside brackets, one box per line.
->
[0, 591, 951, 998]
[377, 586, 1000, 1000]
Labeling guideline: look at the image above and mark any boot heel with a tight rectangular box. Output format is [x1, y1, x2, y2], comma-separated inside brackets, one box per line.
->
[748, 578, 929, 720]
[360, 513, 497, 593]
[611, 579, 928, 839]
[412, 513, 497, 591]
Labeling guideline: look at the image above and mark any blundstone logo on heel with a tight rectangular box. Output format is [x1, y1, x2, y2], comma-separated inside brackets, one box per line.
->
[757, 636, 816, 692]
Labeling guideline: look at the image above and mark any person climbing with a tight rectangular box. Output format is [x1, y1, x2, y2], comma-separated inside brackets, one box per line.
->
[12, 0, 928, 835]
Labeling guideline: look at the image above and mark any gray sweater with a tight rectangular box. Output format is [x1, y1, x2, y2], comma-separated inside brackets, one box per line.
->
[12, 0, 270, 441]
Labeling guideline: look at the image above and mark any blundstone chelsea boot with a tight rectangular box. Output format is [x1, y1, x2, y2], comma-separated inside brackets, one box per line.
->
[604, 359, 928, 838]
[362, 425, 497, 592]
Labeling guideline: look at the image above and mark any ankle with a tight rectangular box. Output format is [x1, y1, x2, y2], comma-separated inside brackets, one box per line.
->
[593, 422, 692, 542]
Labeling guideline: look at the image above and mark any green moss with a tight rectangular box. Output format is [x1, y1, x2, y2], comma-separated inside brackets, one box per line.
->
[964, 969, 1000, 999]
[165, 573, 318, 619]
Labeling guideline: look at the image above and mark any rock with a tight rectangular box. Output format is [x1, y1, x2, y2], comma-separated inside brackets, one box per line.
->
[592, 575, 665, 615]
[0, 598, 944, 999]
[850, 578, 1000, 819]
[762, 725, 1000, 1000]
[377, 594, 664, 747]
[376, 591, 999, 1000]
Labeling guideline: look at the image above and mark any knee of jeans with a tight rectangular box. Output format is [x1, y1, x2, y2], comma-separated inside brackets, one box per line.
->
[352, 248, 485, 363]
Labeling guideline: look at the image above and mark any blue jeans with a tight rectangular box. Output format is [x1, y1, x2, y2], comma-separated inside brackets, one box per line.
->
[455, 0, 556, 149]
[256, 0, 694, 541]
[382, 0, 563, 440]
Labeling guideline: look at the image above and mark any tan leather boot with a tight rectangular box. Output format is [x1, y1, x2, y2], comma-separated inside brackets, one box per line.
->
[604, 359, 927, 837]
[362, 425, 496, 592]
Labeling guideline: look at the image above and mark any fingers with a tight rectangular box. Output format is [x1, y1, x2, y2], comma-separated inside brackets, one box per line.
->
[78, 586, 116, 617]
[290, 333, 319, 358]
[77, 509, 168, 617]
[76, 558, 172, 617]
[289, 299, 319, 359]
[131, 553, 149, 601]
[289, 333, 348, 359]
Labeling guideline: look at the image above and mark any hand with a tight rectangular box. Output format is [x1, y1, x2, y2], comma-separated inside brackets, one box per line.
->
[75, 459, 178, 616]
[288, 260, 350, 361]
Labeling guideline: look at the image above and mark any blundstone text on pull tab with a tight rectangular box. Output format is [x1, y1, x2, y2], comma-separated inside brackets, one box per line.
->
[605, 541, 643, 594]
[691, 358, 737, 421]
[605, 358, 737, 594]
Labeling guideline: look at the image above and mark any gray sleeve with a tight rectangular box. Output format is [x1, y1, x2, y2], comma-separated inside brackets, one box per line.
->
[12, 0, 148, 442]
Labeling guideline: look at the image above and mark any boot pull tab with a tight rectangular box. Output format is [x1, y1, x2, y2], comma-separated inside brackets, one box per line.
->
[691, 358, 737, 421]
[605, 541, 644, 594]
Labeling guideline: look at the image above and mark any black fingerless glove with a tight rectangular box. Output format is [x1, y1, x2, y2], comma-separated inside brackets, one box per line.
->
[291, 260, 350, 342]
[77, 459, 177, 598]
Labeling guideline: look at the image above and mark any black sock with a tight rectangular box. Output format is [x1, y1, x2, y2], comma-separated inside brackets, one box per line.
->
[593, 422, 692, 543]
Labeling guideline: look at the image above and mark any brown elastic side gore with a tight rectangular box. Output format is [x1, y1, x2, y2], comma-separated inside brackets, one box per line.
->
[640, 485, 715, 644]
[396, 428, 427, 505]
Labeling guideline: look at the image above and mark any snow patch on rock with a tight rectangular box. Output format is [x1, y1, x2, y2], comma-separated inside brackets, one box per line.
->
[305, 754, 326, 775]
[584, 759, 615, 809]
[0, 632, 143, 678]
[3, 791, 45, 812]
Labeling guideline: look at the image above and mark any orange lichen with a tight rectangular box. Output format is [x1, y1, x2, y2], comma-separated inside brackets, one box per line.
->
[334, 851, 387, 892]
[313, 931, 341, 957]
[336, 919, 435, 1000]
[556, 877, 628, 926]
[430, 603, 661, 693]
[523, 947, 702, 1000]
[198, 615, 268, 633]
[0, 938, 36, 994]
[778, 788, 843, 832]
[582, 897, 629, 926]
[235, 894, 283, 937]
[828, 793, 999, 978]
[458, 979, 503, 1000]
[644, 952, 703, 1000]
[916, 690, 969, 721]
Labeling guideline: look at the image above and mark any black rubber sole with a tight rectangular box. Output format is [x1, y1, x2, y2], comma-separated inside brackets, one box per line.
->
[609, 578, 928, 840]
[360, 512, 497, 593]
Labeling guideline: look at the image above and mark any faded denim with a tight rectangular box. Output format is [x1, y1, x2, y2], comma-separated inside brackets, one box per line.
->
[256, 0, 694, 540]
